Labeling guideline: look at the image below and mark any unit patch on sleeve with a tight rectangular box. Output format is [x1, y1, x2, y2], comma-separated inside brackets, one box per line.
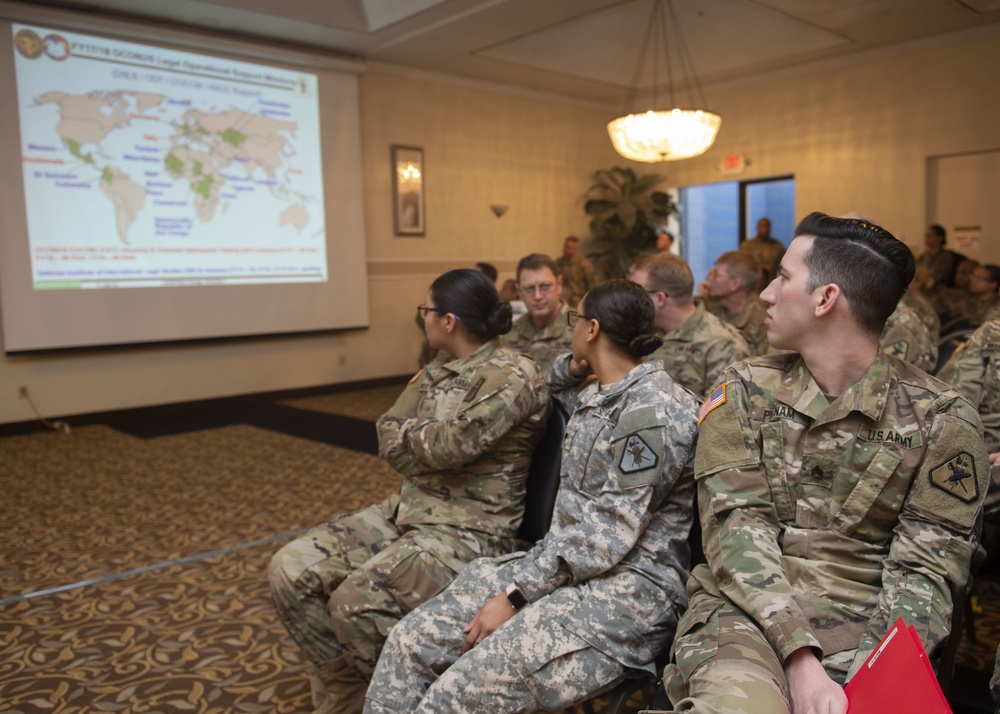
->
[619, 433, 658, 474]
[928, 451, 980, 503]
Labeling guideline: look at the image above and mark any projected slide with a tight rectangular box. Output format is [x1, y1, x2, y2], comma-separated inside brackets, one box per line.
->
[12, 24, 327, 289]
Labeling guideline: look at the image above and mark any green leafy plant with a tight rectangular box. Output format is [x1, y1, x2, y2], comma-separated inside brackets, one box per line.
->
[583, 167, 677, 278]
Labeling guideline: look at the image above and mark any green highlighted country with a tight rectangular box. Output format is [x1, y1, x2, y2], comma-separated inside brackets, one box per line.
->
[193, 174, 213, 198]
[101, 167, 113, 183]
[219, 128, 246, 146]
[193, 160, 202, 176]
[164, 153, 184, 174]
[65, 138, 94, 164]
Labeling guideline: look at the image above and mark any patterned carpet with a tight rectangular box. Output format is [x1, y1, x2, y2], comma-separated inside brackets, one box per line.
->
[2, 382, 998, 713]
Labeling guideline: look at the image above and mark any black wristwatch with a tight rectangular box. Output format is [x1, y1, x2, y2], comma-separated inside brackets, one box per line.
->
[505, 582, 529, 611]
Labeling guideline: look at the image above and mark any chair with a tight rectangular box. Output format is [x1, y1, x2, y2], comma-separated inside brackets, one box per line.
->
[516, 398, 567, 544]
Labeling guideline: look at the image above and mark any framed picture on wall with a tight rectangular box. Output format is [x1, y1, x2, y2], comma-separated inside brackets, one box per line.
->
[391, 145, 425, 236]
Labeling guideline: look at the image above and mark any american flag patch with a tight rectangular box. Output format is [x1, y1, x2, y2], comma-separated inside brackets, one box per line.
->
[698, 384, 726, 425]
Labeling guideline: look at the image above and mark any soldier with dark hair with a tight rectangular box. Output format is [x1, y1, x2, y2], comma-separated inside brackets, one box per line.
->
[366, 280, 699, 713]
[270, 269, 550, 714]
[656, 212, 988, 714]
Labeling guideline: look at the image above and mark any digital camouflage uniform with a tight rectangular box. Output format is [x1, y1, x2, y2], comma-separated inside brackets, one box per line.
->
[703, 296, 770, 357]
[502, 303, 574, 376]
[880, 300, 937, 373]
[269, 342, 549, 714]
[365, 356, 699, 714]
[738, 236, 785, 284]
[647, 302, 750, 399]
[657, 351, 988, 714]
[555, 253, 597, 307]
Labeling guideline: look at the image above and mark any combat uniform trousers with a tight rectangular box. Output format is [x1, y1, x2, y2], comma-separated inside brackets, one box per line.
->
[655, 576, 854, 714]
[268, 496, 496, 714]
[365, 554, 631, 714]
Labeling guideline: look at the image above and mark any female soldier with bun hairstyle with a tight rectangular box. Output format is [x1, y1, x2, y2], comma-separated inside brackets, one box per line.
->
[366, 279, 699, 714]
[270, 269, 550, 714]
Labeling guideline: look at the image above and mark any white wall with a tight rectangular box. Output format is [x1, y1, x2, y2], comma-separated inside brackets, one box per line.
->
[3, 26, 1000, 426]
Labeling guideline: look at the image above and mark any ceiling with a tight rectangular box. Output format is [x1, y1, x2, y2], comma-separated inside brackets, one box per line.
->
[14, 0, 1000, 106]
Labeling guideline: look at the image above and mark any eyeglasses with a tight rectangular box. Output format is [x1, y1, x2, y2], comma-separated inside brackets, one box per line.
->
[567, 310, 592, 327]
[416, 305, 448, 320]
[519, 282, 556, 296]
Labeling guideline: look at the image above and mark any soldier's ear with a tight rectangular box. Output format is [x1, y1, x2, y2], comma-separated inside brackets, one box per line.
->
[814, 283, 841, 317]
[585, 318, 600, 343]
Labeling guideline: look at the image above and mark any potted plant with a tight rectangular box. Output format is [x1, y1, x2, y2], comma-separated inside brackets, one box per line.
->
[583, 167, 677, 278]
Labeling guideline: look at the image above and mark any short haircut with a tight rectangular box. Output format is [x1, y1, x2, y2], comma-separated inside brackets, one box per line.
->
[795, 212, 914, 337]
[982, 264, 1000, 287]
[564, 236, 580, 245]
[580, 279, 662, 359]
[929, 223, 947, 244]
[516, 253, 560, 281]
[474, 261, 498, 283]
[715, 251, 763, 292]
[630, 252, 694, 303]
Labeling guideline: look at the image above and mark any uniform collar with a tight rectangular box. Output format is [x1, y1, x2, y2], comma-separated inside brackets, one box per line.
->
[516, 303, 569, 338]
[772, 351, 890, 424]
[664, 301, 705, 342]
[428, 340, 497, 378]
[578, 360, 659, 407]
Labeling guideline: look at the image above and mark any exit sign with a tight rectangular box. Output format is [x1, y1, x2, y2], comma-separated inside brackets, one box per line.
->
[720, 154, 747, 174]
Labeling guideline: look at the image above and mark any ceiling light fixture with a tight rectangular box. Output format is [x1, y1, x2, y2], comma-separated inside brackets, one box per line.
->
[608, 0, 721, 163]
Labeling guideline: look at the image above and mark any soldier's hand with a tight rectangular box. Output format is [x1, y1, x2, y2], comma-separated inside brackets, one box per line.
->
[784, 648, 847, 714]
[460, 593, 517, 653]
[989, 451, 1000, 466]
[569, 356, 593, 378]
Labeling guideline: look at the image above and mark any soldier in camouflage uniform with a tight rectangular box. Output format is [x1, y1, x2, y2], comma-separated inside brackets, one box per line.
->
[365, 280, 699, 714]
[628, 252, 750, 399]
[738, 217, 786, 285]
[554, 236, 597, 308]
[879, 299, 938, 373]
[700, 250, 770, 356]
[503, 253, 574, 375]
[655, 213, 988, 714]
[269, 269, 549, 714]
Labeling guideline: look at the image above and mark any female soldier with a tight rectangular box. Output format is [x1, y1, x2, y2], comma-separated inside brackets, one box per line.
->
[364, 279, 699, 713]
[269, 269, 550, 714]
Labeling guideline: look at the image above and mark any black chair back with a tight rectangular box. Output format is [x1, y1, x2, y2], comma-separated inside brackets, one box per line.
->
[517, 400, 567, 543]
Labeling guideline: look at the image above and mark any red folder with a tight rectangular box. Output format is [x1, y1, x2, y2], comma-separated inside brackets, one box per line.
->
[844, 617, 951, 714]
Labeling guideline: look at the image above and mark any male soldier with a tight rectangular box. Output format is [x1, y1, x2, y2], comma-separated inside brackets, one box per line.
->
[503, 253, 574, 375]
[738, 217, 785, 285]
[701, 251, 769, 356]
[628, 252, 749, 398]
[655, 212, 988, 714]
[554, 236, 597, 307]
[880, 299, 938, 373]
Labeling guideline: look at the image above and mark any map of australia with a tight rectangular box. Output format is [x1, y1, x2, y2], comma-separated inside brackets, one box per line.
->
[30, 90, 316, 246]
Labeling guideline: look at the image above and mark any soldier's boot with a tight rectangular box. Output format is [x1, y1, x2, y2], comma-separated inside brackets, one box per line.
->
[311, 656, 369, 714]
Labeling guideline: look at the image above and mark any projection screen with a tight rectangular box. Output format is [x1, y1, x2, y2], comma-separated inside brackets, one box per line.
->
[0, 8, 368, 353]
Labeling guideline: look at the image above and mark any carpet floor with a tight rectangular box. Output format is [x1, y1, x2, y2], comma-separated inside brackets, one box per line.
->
[2, 382, 998, 713]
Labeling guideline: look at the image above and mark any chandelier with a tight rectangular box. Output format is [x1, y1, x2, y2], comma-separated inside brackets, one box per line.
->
[608, 0, 721, 162]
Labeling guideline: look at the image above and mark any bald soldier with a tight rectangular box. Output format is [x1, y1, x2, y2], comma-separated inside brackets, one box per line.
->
[653, 212, 988, 714]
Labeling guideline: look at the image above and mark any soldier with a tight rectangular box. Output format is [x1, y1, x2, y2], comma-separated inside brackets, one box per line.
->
[269, 269, 550, 714]
[879, 299, 938, 373]
[960, 263, 1000, 326]
[655, 212, 988, 714]
[738, 217, 786, 285]
[503, 253, 574, 375]
[554, 236, 597, 307]
[365, 280, 699, 714]
[701, 250, 770, 356]
[915, 223, 957, 293]
[628, 252, 750, 398]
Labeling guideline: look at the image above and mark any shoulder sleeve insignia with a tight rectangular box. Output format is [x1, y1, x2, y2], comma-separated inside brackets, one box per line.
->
[698, 384, 726, 425]
[928, 451, 980, 503]
[619, 433, 659, 474]
[885, 340, 909, 359]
